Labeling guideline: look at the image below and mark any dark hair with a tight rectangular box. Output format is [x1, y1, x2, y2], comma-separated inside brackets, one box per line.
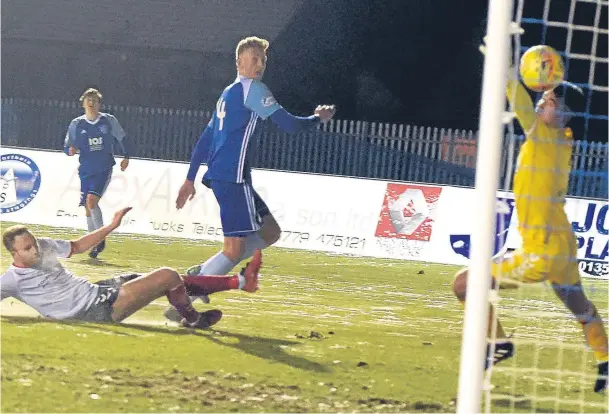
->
[2, 225, 31, 251]
[79, 88, 103, 103]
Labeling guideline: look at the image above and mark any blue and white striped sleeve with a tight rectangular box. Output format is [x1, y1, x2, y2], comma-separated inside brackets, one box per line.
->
[186, 117, 214, 181]
[107, 115, 133, 158]
[243, 80, 281, 120]
[63, 119, 78, 155]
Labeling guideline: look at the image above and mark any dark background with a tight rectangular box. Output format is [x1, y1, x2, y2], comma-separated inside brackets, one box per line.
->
[2, 0, 607, 141]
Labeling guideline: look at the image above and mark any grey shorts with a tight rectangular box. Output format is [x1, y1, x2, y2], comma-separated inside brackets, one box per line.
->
[76, 273, 141, 323]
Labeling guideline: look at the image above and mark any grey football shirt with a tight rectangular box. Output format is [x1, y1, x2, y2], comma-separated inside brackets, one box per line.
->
[1, 238, 99, 319]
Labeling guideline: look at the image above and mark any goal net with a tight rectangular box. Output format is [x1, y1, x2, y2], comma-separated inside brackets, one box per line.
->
[458, 0, 608, 413]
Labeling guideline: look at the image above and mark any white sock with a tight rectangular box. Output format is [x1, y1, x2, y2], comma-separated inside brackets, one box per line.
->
[86, 216, 95, 232]
[90, 206, 104, 230]
[239, 233, 268, 262]
[196, 251, 239, 275]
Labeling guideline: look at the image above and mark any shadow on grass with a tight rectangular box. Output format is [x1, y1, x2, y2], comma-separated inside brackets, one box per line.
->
[1, 315, 136, 337]
[205, 329, 331, 373]
[117, 323, 331, 373]
[80, 258, 129, 268]
[491, 394, 580, 413]
[1, 315, 331, 373]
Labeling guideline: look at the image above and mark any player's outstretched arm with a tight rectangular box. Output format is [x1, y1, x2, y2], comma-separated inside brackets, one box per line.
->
[505, 79, 536, 135]
[479, 37, 536, 134]
[70, 207, 132, 254]
[244, 79, 336, 134]
[269, 105, 336, 134]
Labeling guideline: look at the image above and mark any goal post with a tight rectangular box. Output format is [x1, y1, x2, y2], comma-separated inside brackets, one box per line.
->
[456, 0, 514, 412]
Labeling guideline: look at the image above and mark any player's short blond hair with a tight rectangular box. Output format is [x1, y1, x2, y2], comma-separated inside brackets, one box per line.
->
[235, 36, 269, 61]
[2, 225, 31, 252]
[79, 88, 102, 103]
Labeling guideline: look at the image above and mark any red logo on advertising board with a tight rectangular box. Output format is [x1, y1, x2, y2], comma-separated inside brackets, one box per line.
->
[375, 184, 443, 241]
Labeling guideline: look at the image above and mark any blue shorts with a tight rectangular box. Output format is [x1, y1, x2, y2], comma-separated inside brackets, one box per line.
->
[79, 170, 112, 206]
[210, 180, 270, 237]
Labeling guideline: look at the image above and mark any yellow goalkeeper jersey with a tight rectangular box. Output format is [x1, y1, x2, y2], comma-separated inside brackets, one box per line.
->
[506, 80, 574, 249]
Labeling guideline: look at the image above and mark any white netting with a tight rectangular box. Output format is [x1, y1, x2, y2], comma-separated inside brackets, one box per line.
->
[483, 0, 609, 413]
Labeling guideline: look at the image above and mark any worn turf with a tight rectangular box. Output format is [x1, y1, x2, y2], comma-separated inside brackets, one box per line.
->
[1, 223, 607, 412]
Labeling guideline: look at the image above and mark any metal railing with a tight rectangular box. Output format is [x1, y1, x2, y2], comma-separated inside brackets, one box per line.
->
[1, 98, 607, 198]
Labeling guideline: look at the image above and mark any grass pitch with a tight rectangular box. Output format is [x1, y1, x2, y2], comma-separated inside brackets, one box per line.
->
[1, 223, 607, 413]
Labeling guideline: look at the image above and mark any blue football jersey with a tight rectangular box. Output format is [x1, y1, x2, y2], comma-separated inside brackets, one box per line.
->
[203, 76, 281, 184]
[64, 113, 128, 177]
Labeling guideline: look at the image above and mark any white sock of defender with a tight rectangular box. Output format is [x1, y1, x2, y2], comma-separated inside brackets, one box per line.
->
[86, 216, 96, 233]
[90, 206, 104, 230]
[231, 233, 267, 292]
[239, 233, 268, 262]
[238, 273, 246, 289]
[195, 251, 239, 275]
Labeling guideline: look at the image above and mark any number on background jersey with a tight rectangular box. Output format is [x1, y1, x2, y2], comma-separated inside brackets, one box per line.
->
[216, 98, 226, 131]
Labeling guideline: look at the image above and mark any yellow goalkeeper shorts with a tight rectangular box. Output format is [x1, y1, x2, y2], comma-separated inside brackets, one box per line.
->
[491, 240, 580, 286]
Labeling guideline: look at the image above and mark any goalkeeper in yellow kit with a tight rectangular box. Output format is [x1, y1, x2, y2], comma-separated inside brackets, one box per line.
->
[452, 47, 608, 393]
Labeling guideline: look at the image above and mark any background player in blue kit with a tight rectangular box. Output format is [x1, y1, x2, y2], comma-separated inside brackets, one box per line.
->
[173, 36, 335, 309]
[64, 88, 134, 258]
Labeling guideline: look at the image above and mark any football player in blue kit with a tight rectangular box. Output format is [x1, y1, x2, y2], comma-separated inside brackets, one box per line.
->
[172, 36, 335, 312]
[64, 88, 134, 258]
